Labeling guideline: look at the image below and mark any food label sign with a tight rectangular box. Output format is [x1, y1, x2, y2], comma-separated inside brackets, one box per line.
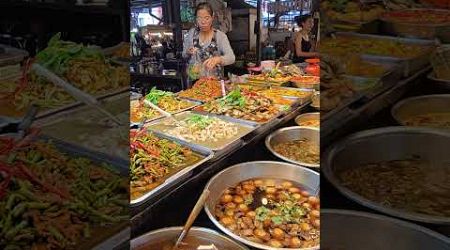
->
[267, 0, 312, 14]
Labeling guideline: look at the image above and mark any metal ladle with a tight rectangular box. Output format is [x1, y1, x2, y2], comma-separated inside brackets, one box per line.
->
[172, 189, 210, 250]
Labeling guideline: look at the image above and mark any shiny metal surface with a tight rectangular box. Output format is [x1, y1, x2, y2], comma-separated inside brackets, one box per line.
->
[428, 73, 450, 90]
[130, 130, 214, 206]
[380, 9, 450, 40]
[323, 127, 450, 224]
[131, 227, 248, 250]
[146, 111, 256, 151]
[322, 209, 450, 250]
[204, 161, 320, 250]
[391, 94, 450, 128]
[266, 126, 320, 168]
[295, 112, 320, 128]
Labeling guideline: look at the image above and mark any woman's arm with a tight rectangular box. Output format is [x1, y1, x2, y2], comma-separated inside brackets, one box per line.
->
[216, 31, 235, 66]
[295, 34, 319, 58]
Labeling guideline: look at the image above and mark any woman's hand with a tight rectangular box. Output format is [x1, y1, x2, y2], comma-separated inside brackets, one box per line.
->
[203, 56, 222, 70]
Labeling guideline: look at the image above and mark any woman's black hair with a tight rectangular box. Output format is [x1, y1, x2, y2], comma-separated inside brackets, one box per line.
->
[296, 14, 313, 27]
[196, 2, 214, 16]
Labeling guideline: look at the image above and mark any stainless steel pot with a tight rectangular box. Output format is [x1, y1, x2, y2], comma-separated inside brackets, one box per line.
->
[391, 94, 450, 128]
[323, 127, 450, 225]
[322, 209, 450, 250]
[265, 126, 320, 168]
[204, 161, 320, 250]
[295, 112, 320, 128]
[131, 227, 248, 250]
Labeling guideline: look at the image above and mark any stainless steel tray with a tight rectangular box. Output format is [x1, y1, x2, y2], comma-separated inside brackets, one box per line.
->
[36, 92, 129, 162]
[0, 134, 130, 249]
[145, 111, 257, 152]
[193, 105, 283, 126]
[380, 9, 450, 41]
[35, 86, 130, 119]
[130, 129, 214, 206]
[335, 32, 437, 77]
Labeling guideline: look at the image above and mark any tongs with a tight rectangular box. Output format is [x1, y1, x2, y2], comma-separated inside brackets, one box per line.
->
[144, 99, 183, 126]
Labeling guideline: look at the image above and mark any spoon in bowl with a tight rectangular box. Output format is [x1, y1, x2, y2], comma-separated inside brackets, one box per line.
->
[172, 189, 210, 250]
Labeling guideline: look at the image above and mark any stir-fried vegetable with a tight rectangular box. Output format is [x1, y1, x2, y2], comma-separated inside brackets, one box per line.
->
[130, 130, 201, 200]
[197, 89, 280, 123]
[0, 136, 128, 250]
[130, 99, 161, 123]
[178, 77, 224, 102]
[145, 88, 195, 113]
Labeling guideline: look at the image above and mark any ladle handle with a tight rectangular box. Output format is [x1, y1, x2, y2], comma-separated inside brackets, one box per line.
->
[173, 189, 210, 249]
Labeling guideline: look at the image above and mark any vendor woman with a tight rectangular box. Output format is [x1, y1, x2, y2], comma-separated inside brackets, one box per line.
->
[293, 14, 319, 63]
[183, 2, 235, 80]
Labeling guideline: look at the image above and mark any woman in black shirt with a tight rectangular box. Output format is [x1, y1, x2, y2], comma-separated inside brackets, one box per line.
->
[293, 15, 319, 63]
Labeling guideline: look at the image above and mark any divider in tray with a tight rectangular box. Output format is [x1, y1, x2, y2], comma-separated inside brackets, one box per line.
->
[130, 129, 213, 206]
[145, 111, 258, 152]
[0, 134, 129, 250]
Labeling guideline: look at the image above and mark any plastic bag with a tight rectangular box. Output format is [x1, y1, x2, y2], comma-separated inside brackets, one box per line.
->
[188, 51, 202, 81]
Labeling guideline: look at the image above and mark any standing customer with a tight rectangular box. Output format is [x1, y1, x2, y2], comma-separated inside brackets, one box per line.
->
[183, 2, 235, 81]
[293, 14, 319, 63]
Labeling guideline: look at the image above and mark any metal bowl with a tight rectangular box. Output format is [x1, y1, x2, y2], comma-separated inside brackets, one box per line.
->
[295, 113, 320, 128]
[323, 126, 450, 225]
[322, 209, 450, 250]
[130, 226, 248, 250]
[266, 127, 320, 168]
[392, 94, 450, 129]
[204, 161, 320, 250]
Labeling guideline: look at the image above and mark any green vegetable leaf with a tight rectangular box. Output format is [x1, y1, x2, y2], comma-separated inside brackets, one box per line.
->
[271, 216, 283, 225]
[255, 206, 270, 222]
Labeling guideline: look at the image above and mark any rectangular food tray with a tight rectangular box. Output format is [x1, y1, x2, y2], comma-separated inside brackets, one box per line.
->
[145, 111, 258, 152]
[335, 32, 437, 77]
[0, 134, 130, 249]
[130, 130, 214, 206]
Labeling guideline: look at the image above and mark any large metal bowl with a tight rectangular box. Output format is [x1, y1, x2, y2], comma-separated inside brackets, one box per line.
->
[323, 126, 450, 225]
[265, 126, 320, 168]
[391, 94, 450, 129]
[322, 209, 450, 250]
[295, 112, 320, 128]
[130, 226, 248, 249]
[204, 161, 320, 250]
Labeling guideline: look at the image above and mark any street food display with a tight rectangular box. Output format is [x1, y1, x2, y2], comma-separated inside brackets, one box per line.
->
[339, 158, 450, 217]
[130, 130, 204, 200]
[214, 178, 320, 248]
[321, 35, 431, 58]
[273, 139, 320, 165]
[322, 0, 385, 23]
[0, 136, 128, 250]
[130, 99, 161, 124]
[145, 88, 198, 113]
[381, 9, 450, 25]
[195, 89, 281, 123]
[178, 77, 224, 102]
[0, 34, 129, 117]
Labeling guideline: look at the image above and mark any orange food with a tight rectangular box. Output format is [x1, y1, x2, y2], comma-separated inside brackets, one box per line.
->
[178, 77, 224, 102]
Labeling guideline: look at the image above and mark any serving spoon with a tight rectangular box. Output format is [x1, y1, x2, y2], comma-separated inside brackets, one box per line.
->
[143, 99, 183, 127]
[172, 189, 210, 250]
